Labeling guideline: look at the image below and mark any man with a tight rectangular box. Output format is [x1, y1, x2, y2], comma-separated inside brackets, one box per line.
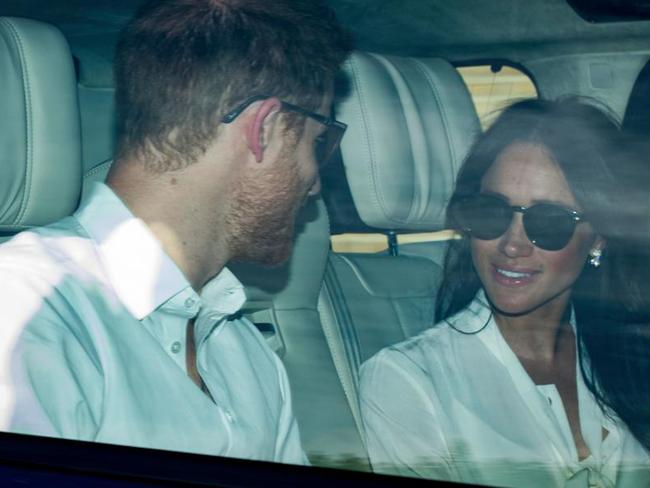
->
[0, 0, 349, 463]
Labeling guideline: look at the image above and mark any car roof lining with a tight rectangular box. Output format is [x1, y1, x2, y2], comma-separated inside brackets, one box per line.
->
[3, 0, 650, 87]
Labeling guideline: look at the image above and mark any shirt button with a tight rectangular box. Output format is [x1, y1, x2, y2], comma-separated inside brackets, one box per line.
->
[170, 341, 182, 354]
[184, 297, 196, 308]
[224, 410, 235, 423]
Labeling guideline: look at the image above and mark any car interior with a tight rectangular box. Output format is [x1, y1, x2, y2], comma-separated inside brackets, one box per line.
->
[1, 0, 650, 484]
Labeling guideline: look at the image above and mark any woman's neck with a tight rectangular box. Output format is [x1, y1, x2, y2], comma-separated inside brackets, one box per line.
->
[493, 291, 573, 365]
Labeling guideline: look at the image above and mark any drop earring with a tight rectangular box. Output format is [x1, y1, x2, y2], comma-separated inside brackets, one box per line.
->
[588, 249, 602, 268]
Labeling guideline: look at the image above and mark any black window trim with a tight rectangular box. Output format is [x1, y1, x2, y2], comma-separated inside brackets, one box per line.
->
[0, 431, 466, 487]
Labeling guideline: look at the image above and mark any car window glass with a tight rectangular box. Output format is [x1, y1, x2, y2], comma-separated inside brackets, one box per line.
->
[0, 3, 649, 487]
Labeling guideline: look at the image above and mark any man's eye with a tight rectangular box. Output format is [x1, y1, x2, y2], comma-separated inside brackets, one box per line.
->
[314, 134, 327, 152]
[313, 134, 328, 164]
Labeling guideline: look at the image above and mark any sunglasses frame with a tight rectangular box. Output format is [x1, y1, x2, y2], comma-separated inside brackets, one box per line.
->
[452, 194, 587, 251]
[221, 95, 347, 168]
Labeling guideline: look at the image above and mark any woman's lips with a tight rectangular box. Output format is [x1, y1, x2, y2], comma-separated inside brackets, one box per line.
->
[491, 265, 539, 287]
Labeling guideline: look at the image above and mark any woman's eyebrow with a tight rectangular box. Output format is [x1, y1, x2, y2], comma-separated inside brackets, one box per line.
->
[530, 198, 582, 211]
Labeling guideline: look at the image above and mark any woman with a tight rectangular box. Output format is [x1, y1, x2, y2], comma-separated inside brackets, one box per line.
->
[360, 98, 650, 487]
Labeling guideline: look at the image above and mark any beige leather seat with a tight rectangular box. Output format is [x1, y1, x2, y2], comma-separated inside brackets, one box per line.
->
[0, 17, 81, 237]
[321, 51, 481, 436]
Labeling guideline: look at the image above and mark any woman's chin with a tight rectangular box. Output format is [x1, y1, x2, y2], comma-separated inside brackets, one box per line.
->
[484, 290, 538, 317]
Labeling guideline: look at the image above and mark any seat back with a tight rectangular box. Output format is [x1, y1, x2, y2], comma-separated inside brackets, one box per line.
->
[321, 52, 481, 433]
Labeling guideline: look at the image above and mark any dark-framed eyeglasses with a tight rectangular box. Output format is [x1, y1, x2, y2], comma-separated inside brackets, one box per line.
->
[450, 193, 587, 251]
[221, 95, 347, 169]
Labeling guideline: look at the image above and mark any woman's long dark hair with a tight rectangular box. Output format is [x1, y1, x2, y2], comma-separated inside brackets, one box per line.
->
[436, 97, 650, 449]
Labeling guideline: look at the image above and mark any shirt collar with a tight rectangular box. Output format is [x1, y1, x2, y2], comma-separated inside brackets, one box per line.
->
[74, 182, 193, 320]
[444, 288, 494, 335]
[462, 289, 610, 462]
[193, 268, 247, 344]
[200, 267, 246, 316]
[450, 290, 580, 366]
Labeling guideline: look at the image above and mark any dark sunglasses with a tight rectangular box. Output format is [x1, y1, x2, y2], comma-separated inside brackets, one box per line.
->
[450, 193, 586, 251]
[221, 95, 347, 169]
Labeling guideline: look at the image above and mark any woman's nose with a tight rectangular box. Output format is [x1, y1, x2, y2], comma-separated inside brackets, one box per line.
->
[498, 213, 534, 258]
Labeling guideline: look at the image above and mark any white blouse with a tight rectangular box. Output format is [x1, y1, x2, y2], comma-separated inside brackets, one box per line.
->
[360, 291, 649, 487]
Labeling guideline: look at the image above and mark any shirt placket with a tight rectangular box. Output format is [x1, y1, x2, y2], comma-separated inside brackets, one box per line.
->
[194, 311, 238, 419]
[192, 311, 238, 455]
[149, 287, 202, 373]
[480, 317, 578, 476]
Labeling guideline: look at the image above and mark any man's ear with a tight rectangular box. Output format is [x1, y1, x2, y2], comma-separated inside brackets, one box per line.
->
[246, 97, 282, 163]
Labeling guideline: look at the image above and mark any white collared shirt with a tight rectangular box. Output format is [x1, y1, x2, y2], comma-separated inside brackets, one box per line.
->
[0, 182, 306, 464]
[360, 291, 649, 487]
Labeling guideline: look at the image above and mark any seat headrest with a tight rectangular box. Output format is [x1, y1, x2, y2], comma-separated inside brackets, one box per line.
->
[336, 52, 480, 231]
[0, 17, 81, 231]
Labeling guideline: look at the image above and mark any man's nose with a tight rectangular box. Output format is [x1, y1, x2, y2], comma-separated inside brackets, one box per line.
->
[498, 214, 534, 258]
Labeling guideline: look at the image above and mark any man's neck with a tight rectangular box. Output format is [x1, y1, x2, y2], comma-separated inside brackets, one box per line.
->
[106, 161, 231, 292]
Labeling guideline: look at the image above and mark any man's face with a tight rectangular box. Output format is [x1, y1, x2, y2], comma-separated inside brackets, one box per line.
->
[226, 94, 329, 266]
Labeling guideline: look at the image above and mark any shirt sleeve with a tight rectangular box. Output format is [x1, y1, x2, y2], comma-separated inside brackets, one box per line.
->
[0, 270, 100, 441]
[359, 349, 456, 481]
[272, 353, 310, 465]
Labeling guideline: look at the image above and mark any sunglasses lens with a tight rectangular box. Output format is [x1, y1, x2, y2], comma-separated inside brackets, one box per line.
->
[453, 195, 512, 240]
[524, 204, 578, 251]
[452, 196, 581, 251]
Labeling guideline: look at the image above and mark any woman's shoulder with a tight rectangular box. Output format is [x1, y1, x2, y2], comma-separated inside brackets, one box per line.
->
[362, 309, 474, 372]
[361, 296, 492, 382]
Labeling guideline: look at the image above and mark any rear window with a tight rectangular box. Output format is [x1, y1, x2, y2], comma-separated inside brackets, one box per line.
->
[457, 64, 538, 130]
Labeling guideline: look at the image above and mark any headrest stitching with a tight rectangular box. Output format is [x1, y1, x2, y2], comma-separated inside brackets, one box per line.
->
[412, 59, 457, 174]
[0, 19, 33, 226]
[380, 56, 430, 224]
[412, 59, 460, 225]
[365, 53, 413, 228]
[350, 54, 386, 227]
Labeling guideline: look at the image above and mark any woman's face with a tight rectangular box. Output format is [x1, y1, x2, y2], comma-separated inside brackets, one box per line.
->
[471, 142, 604, 317]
